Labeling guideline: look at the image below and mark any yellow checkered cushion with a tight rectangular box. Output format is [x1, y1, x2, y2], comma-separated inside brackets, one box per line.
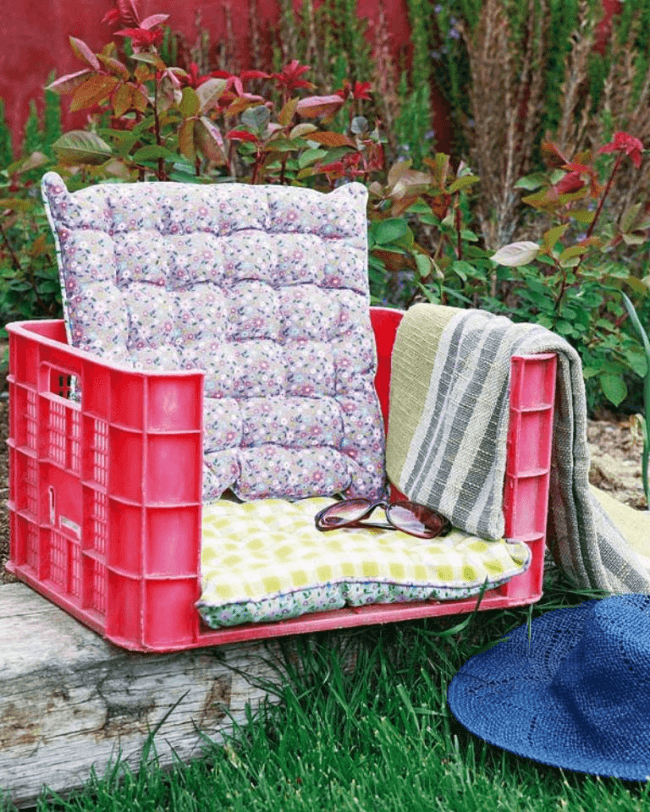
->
[197, 498, 531, 628]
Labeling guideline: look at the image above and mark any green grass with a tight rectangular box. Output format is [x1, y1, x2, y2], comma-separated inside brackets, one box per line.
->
[9, 567, 650, 811]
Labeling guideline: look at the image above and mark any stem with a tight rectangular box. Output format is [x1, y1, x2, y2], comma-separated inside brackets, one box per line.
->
[553, 258, 568, 315]
[585, 154, 623, 240]
[455, 205, 462, 260]
[0, 225, 23, 273]
[153, 78, 165, 181]
[562, 153, 623, 294]
[251, 148, 262, 183]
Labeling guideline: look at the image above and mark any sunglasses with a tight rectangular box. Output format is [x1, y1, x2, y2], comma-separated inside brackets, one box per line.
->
[314, 498, 451, 539]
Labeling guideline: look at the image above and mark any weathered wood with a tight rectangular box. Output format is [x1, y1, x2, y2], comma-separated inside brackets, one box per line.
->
[0, 583, 292, 808]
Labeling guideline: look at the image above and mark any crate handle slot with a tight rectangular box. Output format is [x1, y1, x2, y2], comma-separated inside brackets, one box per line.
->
[43, 365, 82, 402]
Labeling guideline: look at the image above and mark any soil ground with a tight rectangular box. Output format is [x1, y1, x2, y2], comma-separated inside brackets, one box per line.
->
[0, 396, 647, 585]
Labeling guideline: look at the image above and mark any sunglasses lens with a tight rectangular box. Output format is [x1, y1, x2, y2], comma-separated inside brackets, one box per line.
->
[317, 499, 373, 528]
[387, 502, 449, 538]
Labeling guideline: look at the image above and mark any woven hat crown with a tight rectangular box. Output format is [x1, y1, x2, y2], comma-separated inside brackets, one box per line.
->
[550, 595, 650, 758]
[448, 594, 650, 779]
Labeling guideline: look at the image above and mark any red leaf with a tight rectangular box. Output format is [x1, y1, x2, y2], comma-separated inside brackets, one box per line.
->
[102, 9, 122, 26]
[296, 95, 345, 119]
[304, 131, 354, 147]
[272, 60, 315, 92]
[555, 172, 585, 195]
[69, 75, 119, 112]
[139, 13, 170, 30]
[226, 130, 259, 143]
[111, 82, 134, 117]
[97, 54, 130, 79]
[69, 36, 100, 70]
[241, 70, 270, 81]
[598, 131, 644, 169]
[46, 69, 93, 95]
[115, 27, 163, 48]
[195, 117, 227, 164]
[352, 81, 372, 100]
[541, 140, 569, 169]
[117, 0, 141, 26]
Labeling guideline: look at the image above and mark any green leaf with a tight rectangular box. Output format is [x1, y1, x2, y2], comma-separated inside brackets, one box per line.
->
[624, 348, 648, 378]
[178, 119, 196, 162]
[621, 202, 643, 234]
[600, 373, 627, 407]
[372, 218, 409, 245]
[196, 78, 227, 113]
[622, 232, 646, 246]
[542, 224, 569, 251]
[290, 123, 318, 139]
[555, 319, 575, 336]
[452, 260, 477, 282]
[53, 130, 114, 165]
[415, 254, 433, 278]
[263, 138, 305, 153]
[278, 97, 299, 127]
[514, 172, 547, 191]
[241, 105, 271, 136]
[131, 145, 176, 162]
[130, 52, 166, 70]
[179, 86, 200, 118]
[298, 148, 327, 169]
[448, 175, 479, 193]
[559, 244, 588, 263]
[569, 209, 596, 225]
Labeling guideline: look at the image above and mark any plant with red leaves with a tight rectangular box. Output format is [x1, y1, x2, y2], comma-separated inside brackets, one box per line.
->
[45, 3, 383, 189]
[272, 60, 315, 96]
[491, 132, 649, 408]
[598, 131, 644, 170]
[335, 81, 372, 102]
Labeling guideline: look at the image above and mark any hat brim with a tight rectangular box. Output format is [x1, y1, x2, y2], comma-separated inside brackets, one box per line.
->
[447, 601, 650, 782]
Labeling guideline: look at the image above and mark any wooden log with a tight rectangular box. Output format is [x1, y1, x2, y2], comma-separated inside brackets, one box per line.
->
[0, 583, 293, 809]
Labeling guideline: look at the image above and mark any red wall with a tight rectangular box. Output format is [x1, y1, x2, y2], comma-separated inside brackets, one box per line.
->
[1, 0, 421, 155]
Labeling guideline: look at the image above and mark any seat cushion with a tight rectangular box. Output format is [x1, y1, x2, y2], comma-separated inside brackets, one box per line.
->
[197, 498, 532, 627]
[42, 173, 386, 502]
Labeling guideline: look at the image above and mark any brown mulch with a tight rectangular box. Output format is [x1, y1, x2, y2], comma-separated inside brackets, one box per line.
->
[0, 398, 647, 586]
[0, 398, 14, 583]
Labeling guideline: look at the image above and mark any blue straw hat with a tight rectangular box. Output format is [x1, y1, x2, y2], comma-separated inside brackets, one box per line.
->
[447, 594, 650, 780]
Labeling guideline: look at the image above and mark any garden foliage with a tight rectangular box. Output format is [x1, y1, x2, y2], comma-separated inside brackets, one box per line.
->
[1, 0, 650, 414]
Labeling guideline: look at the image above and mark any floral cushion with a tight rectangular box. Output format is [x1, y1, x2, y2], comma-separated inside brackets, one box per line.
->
[42, 172, 385, 502]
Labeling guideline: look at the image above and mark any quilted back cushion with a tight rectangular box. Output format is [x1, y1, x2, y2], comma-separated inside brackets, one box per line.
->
[41, 172, 385, 502]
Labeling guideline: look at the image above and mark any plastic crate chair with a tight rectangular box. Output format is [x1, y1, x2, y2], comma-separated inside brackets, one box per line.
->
[6, 308, 556, 651]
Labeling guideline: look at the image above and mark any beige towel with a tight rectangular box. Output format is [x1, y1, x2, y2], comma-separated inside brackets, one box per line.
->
[386, 303, 650, 594]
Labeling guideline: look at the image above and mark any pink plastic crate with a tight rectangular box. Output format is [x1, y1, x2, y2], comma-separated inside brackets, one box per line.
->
[6, 309, 557, 651]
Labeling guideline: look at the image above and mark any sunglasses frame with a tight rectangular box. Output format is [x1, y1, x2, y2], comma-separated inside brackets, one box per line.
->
[314, 498, 451, 539]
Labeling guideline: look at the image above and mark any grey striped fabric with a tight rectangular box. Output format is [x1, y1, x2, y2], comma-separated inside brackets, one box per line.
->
[386, 304, 650, 594]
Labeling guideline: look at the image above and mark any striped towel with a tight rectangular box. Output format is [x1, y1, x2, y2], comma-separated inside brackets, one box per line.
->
[386, 304, 650, 594]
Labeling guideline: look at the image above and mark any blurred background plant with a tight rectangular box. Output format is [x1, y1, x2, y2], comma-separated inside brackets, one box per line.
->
[1, 0, 650, 416]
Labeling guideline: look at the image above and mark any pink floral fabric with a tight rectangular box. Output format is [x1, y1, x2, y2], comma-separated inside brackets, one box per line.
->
[42, 172, 386, 502]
